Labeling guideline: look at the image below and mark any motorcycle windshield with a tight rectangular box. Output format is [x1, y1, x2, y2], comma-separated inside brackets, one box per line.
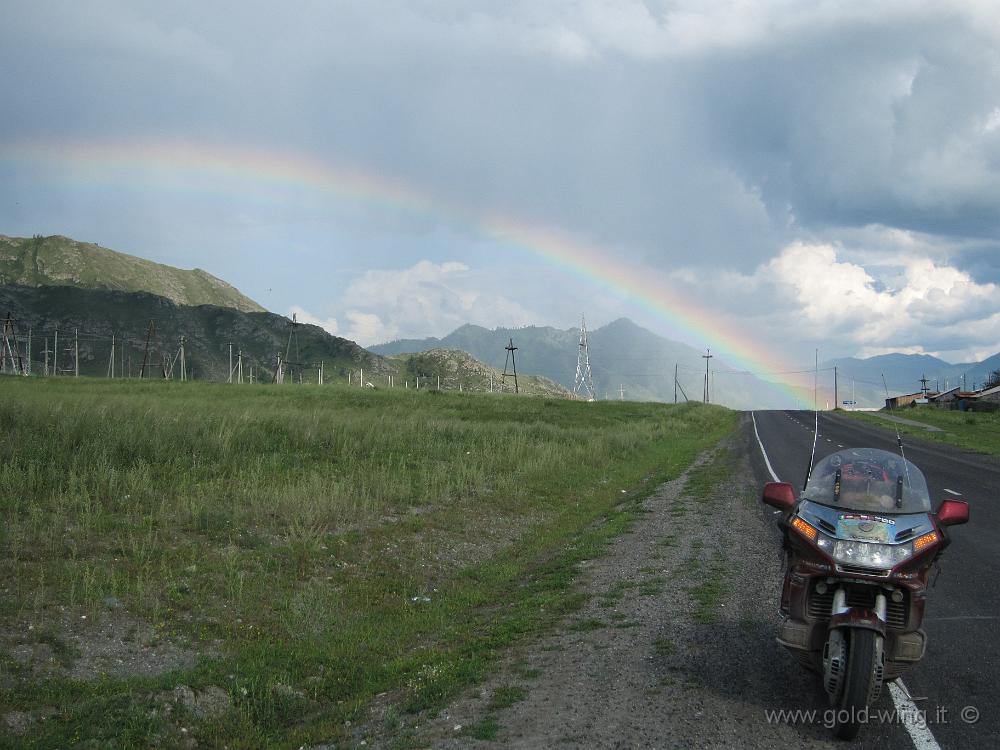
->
[802, 448, 932, 513]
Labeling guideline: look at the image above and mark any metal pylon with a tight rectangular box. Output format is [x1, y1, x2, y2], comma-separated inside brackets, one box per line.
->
[573, 314, 596, 401]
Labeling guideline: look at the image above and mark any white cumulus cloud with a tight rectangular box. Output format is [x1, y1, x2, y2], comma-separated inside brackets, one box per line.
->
[330, 260, 537, 346]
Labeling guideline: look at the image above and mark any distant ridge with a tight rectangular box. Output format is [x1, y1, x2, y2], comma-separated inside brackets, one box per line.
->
[372, 318, 801, 409]
[0, 234, 265, 313]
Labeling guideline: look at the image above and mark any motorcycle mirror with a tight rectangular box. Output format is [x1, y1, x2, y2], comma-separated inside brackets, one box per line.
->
[762, 482, 797, 511]
[937, 498, 970, 527]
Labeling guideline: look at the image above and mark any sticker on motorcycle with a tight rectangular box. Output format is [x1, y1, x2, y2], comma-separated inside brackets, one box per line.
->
[837, 513, 892, 542]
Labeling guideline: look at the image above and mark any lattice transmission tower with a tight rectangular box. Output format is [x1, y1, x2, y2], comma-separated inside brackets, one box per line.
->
[573, 314, 596, 401]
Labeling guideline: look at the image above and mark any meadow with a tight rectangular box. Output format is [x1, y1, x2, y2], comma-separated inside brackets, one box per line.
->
[0, 378, 735, 748]
[848, 407, 1000, 457]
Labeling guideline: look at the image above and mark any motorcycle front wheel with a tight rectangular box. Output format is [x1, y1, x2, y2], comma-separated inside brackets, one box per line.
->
[833, 628, 882, 740]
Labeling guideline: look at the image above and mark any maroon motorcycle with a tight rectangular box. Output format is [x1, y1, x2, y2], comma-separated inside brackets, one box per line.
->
[762, 447, 968, 739]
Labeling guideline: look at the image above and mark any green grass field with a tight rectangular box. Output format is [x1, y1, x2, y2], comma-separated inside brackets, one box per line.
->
[0, 378, 736, 748]
[847, 408, 1000, 457]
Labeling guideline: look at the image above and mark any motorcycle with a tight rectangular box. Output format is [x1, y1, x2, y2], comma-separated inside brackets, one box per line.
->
[762, 447, 969, 739]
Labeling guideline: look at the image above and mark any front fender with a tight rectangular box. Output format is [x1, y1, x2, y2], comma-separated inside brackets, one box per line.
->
[829, 607, 886, 637]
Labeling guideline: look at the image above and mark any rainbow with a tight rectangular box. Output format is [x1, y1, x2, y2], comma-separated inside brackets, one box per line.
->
[1, 138, 811, 405]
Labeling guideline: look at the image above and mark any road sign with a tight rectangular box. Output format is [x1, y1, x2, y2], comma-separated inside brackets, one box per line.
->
[842, 400, 856, 405]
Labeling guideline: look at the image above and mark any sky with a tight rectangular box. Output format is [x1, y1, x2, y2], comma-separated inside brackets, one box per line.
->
[2, 0, 1000, 376]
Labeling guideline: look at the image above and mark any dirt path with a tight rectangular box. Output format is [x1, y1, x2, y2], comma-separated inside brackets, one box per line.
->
[396, 416, 849, 749]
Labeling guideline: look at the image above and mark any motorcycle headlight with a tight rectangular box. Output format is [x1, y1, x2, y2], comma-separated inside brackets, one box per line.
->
[828, 538, 912, 569]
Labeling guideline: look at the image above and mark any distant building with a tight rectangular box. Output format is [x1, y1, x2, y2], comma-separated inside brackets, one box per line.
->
[928, 386, 961, 404]
[977, 384, 1000, 403]
[885, 392, 933, 409]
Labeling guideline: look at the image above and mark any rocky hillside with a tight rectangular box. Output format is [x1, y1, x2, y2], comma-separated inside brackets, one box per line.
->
[391, 348, 577, 398]
[0, 284, 386, 382]
[0, 234, 264, 313]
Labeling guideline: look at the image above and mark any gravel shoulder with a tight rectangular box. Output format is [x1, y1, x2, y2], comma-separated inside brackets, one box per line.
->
[398, 415, 864, 749]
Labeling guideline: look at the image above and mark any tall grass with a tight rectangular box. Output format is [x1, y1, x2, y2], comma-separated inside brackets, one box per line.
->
[0, 378, 735, 748]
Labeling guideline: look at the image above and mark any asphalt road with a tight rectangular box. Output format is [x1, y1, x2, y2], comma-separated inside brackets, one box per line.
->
[749, 409, 1000, 749]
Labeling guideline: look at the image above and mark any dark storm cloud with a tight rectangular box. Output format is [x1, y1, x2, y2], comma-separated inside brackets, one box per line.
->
[695, 13, 1000, 247]
[6, 1, 1000, 266]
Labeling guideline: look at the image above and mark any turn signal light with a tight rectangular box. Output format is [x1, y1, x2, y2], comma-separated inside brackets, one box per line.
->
[791, 516, 817, 541]
[913, 531, 939, 552]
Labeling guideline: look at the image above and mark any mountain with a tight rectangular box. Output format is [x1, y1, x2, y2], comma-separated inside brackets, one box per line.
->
[372, 318, 800, 409]
[390, 348, 575, 398]
[0, 284, 386, 382]
[0, 234, 264, 313]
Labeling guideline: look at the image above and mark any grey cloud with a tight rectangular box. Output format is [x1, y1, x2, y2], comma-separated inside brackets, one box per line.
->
[3, 1, 1000, 361]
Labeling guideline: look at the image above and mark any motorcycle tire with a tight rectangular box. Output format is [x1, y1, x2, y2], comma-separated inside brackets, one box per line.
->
[834, 628, 879, 740]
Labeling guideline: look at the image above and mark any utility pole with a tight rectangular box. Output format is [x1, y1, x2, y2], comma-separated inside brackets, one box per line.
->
[702, 349, 713, 403]
[108, 333, 116, 378]
[674, 364, 678, 404]
[74, 328, 79, 377]
[54, 330, 59, 376]
[237, 349, 243, 384]
[44, 337, 49, 376]
[179, 337, 186, 381]
[919, 374, 930, 397]
[139, 321, 155, 379]
[834, 365, 838, 410]
[26, 326, 31, 375]
[284, 313, 302, 385]
[0, 314, 22, 375]
[228, 342, 233, 383]
[573, 314, 596, 400]
[813, 348, 818, 410]
[619, 383, 624, 401]
[0, 316, 8, 374]
[502, 338, 519, 394]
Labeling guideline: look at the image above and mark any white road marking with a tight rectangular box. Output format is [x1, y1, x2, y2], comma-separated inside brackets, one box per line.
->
[889, 680, 942, 750]
[751, 412, 780, 483]
[837, 444, 844, 448]
[943, 488, 962, 496]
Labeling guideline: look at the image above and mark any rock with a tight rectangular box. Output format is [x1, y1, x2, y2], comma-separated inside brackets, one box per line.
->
[192, 686, 232, 719]
[171, 685, 197, 711]
[103, 596, 123, 609]
[3, 711, 31, 734]
[10, 645, 33, 665]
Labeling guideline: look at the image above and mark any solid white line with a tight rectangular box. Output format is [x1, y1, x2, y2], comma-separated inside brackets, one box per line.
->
[751, 411, 780, 483]
[943, 488, 962, 496]
[889, 680, 942, 750]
